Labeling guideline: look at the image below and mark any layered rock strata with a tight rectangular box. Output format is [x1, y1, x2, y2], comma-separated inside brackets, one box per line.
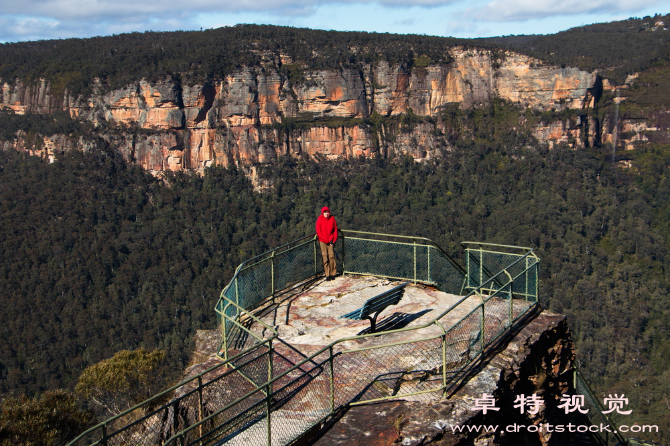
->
[1, 48, 664, 172]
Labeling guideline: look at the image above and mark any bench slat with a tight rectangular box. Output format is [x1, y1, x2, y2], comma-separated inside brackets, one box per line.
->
[362, 292, 403, 314]
[341, 308, 364, 320]
[339, 283, 408, 332]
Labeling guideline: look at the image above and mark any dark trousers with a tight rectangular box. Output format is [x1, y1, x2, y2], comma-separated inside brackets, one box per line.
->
[319, 241, 337, 277]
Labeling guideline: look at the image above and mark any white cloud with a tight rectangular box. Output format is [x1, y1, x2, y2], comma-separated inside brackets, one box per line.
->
[0, 0, 458, 22]
[446, 17, 482, 35]
[394, 17, 418, 25]
[0, 0, 463, 41]
[0, 0, 667, 42]
[459, 0, 665, 23]
[0, 16, 65, 41]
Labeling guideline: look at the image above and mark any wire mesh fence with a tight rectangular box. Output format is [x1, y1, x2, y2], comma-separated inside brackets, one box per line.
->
[67, 339, 279, 446]
[216, 235, 321, 359]
[344, 237, 418, 280]
[336, 336, 446, 404]
[464, 243, 539, 303]
[181, 386, 270, 446]
[152, 350, 281, 446]
[161, 350, 335, 446]
[342, 232, 466, 295]
[71, 235, 541, 446]
[441, 308, 482, 373]
[274, 239, 320, 293]
[574, 368, 628, 446]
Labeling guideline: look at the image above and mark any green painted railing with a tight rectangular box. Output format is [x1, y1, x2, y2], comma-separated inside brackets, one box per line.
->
[68, 232, 539, 446]
[573, 367, 628, 446]
[627, 439, 663, 446]
[216, 231, 467, 359]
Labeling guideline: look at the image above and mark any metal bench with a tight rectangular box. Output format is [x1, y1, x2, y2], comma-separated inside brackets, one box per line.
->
[339, 282, 408, 333]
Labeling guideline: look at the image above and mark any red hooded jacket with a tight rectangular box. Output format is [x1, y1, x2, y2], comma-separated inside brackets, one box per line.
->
[316, 206, 338, 244]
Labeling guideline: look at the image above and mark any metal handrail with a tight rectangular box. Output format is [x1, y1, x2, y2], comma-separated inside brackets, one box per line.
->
[69, 233, 539, 446]
[344, 229, 467, 276]
[164, 296, 535, 444]
[217, 230, 473, 359]
[574, 367, 628, 446]
[236, 234, 318, 271]
[161, 241, 539, 445]
[67, 337, 276, 445]
[462, 241, 538, 255]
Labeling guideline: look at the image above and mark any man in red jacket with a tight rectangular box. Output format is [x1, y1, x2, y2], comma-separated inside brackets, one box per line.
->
[316, 206, 338, 281]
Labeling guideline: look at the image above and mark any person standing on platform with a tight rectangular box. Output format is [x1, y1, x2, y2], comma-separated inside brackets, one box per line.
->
[316, 206, 338, 281]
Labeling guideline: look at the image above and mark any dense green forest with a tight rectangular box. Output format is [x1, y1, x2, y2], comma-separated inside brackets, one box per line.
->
[0, 98, 668, 441]
[484, 14, 670, 83]
[0, 16, 669, 444]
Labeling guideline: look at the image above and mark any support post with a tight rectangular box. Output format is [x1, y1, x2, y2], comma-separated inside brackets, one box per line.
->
[466, 249, 471, 289]
[329, 346, 335, 413]
[413, 240, 417, 284]
[442, 334, 447, 398]
[198, 376, 204, 441]
[480, 304, 485, 358]
[508, 284, 513, 327]
[535, 263, 539, 302]
[266, 383, 272, 446]
[341, 232, 345, 275]
[427, 245, 431, 284]
[266, 339, 274, 443]
[526, 256, 530, 301]
[271, 251, 276, 304]
[479, 249, 483, 289]
[268, 338, 273, 382]
[235, 277, 239, 309]
[314, 236, 318, 277]
[222, 311, 228, 360]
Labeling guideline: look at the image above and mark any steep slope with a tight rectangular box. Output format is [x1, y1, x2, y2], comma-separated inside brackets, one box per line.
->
[1, 47, 598, 173]
[0, 21, 668, 443]
[2, 23, 667, 174]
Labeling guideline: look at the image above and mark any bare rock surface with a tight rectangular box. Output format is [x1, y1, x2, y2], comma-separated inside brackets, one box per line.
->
[311, 311, 575, 446]
[178, 275, 560, 446]
[253, 275, 466, 347]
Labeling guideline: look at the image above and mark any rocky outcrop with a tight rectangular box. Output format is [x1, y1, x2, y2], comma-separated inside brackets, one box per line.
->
[1, 47, 664, 173]
[0, 131, 97, 162]
[168, 311, 580, 446]
[313, 311, 578, 446]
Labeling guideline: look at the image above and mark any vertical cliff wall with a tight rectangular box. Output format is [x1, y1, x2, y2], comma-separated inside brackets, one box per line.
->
[1, 47, 659, 173]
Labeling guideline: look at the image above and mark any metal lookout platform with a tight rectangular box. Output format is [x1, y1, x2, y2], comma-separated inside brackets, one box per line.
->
[69, 231, 541, 446]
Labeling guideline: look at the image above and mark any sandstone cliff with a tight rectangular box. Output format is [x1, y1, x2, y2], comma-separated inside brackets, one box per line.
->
[1, 47, 664, 173]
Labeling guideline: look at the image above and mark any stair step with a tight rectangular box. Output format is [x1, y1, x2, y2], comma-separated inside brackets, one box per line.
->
[217, 409, 329, 446]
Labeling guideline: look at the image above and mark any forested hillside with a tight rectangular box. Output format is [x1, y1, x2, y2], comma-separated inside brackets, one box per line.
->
[0, 16, 669, 444]
[0, 25, 469, 96]
[0, 14, 668, 95]
[0, 97, 668, 442]
[484, 14, 670, 83]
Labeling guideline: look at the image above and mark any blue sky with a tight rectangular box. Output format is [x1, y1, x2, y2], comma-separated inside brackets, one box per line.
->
[0, 0, 667, 43]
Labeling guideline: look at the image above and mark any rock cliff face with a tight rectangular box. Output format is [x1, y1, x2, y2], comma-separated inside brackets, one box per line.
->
[310, 311, 582, 446]
[177, 311, 578, 446]
[1, 47, 664, 173]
